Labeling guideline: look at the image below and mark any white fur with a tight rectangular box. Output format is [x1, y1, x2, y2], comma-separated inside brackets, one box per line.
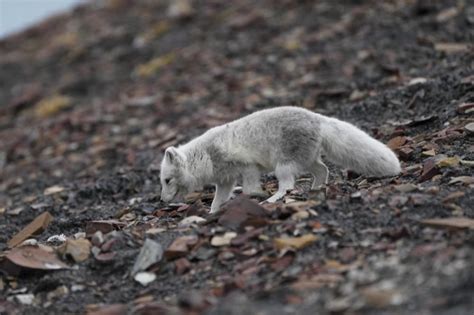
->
[160, 106, 400, 213]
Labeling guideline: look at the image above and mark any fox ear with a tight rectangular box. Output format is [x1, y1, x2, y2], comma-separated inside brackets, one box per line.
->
[165, 147, 181, 165]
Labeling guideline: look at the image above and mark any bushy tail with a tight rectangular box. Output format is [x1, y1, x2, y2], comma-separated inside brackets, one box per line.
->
[320, 116, 401, 177]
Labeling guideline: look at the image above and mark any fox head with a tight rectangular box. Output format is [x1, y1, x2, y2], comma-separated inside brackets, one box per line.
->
[160, 147, 193, 202]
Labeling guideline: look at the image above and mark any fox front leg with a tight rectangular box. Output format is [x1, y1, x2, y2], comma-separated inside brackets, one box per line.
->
[210, 180, 235, 213]
[265, 163, 296, 203]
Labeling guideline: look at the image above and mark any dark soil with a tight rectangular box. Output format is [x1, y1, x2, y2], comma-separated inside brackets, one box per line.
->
[0, 0, 473, 314]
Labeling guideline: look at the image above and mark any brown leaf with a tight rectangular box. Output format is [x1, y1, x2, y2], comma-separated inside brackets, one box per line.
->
[164, 235, 198, 260]
[175, 257, 191, 275]
[419, 159, 439, 182]
[8, 212, 53, 248]
[2, 246, 69, 274]
[398, 147, 413, 161]
[360, 287, 404, 308]
[387, 136, 407, 150]
[441, 191, 465, 203]
[420, 217, 474, 229]
[270, 254, 294, 272]
[231, 227, 264, 246]
[218, 196, 268, 230]
[274, 234, 318, 250]
[35, 95, 71, 118]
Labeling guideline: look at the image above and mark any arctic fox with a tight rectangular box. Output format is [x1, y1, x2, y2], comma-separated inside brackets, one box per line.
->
[160, 106, 400, 213]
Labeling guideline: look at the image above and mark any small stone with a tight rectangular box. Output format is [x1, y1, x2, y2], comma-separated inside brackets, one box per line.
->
[15, 294, 35, 305]
[464, 122, 474, 134]
[131, 239, 163, 275]
[211, 232, 237, 247]
[394, 183, 418, 193]
[178, 215, 206, 228]
[134, 272, 157, 286]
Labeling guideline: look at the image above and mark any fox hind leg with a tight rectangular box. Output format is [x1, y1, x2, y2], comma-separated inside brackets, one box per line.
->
[265, 163, 296, 203]
[310, 160, 328, 189]
[242, 165, 264, 195]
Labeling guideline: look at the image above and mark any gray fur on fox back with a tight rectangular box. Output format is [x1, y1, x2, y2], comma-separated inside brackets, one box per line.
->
[160, 106, 400, 212]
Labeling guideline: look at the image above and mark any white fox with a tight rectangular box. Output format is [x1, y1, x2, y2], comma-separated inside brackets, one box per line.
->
[160, 106, 400, 213]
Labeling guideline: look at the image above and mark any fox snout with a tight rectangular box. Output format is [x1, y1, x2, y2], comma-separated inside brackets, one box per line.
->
[160, 192, 173, 202]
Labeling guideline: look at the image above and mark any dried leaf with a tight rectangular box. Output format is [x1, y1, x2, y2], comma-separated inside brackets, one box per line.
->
[387, 136, 407, 150]
[421, 149, 436, 156]
[291, 274, 343, 290]
[44, 185, 65, 195]
[448, 176, 474, 185]
[435, 7, 459, 22]
[218, 196, 268, 230]
[8, 212, 53, 248]
[164, 235, 198, 260]
[421, 217, 474, 229]
[419, 159, 439, 182]
[135, 53, 175, 77]
[86, 304, 127, 315]
[35, 95, 71, 118]
[434, 42, 470, 53]
[274, 234, 318, 250]
[394, 183, 418, 193]
[360, 287, 405, 308]
[441, 191, 465, 203]
[3, 246, 69, 273]
[436, 156, 460, 168]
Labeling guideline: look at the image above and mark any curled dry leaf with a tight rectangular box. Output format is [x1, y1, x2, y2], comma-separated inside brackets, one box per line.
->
[8, 211, 53, 248]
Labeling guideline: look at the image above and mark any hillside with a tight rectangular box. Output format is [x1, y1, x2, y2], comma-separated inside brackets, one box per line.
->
[0, 0, 473, 314]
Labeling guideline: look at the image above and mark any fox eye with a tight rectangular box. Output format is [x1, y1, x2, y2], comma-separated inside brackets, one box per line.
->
[165, 178, 171, 184]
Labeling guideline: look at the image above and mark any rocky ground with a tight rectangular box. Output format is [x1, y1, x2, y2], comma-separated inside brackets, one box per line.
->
[0, 0, 473, 314]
